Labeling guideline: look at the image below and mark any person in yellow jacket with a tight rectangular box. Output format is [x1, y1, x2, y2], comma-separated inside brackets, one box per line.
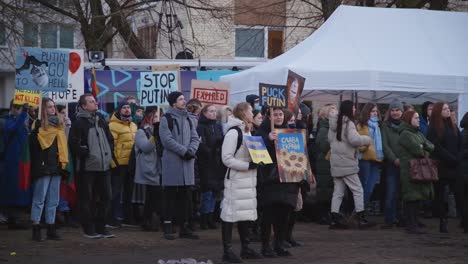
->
[357, 102, 384, 208]
[109, 101, 137, 226]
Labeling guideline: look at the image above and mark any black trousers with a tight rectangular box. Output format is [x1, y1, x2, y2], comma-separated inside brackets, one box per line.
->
[144, 185, 161, 221]
[76, 170, 112, 230]
[434, 178, 460, 219]
[463, 184, 468, 232]
[261, 203, 293, 245]
[162, 186, 191, 225]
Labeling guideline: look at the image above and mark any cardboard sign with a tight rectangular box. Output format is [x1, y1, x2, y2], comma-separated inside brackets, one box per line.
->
[244, 136, 273, 164]
[48, 49, 85, 103]
[15, 47, 69, 91]
[275, 129, 314, 183]
[286, 70, 305, 111]
[259, 83, 288, 108]
[191, 80, 229, 105]
[13, 89, 41, 107]
[139, 71, 179, 106]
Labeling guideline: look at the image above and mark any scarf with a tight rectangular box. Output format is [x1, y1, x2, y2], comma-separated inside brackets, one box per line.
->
[37, 119, 68, 169]
[368, 117, 384, 160]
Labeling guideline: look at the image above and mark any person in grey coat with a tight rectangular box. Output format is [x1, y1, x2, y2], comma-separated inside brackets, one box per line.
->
[159, 91, 200, 240]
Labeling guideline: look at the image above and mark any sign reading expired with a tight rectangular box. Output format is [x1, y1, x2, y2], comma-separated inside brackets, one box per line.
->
[191, 80, 229, 105]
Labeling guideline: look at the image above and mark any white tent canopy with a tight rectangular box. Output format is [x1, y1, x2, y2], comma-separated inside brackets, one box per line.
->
[221, 5, 468, 120]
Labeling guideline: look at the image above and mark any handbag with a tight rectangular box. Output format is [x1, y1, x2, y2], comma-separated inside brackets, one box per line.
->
[409, 157, 439, 182]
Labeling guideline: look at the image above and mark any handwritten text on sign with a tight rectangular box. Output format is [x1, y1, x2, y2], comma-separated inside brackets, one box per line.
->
[191, 80, 230, 106]
[140, 71, 179, 106]
[49, 50, 85, 103]
[13, 90, 41, 107]
[259, 83, 288, 108]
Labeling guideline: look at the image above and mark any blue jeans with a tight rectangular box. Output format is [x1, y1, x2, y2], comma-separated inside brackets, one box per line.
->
[384, 164, 400, 224]
[31, 176, 61, 224]
[199, 191, 216, 215]
[359, 160, 381, 206]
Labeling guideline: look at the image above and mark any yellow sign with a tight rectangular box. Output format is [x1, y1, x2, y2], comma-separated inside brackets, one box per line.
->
[13, 89, 41, 107]
[244, 136, 273, 164]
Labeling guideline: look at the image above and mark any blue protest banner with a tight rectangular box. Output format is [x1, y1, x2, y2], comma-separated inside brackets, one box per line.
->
[15, 47, 69, 91]
[244, 136, 273, 164]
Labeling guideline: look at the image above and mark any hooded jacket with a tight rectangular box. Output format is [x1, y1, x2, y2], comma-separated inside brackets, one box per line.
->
[159, 107, 200, 186]
[109, 113, 137, 166]
[134, 124, 161, 186]
[328, 113, 371, 177]
[69, 107, 114, 172]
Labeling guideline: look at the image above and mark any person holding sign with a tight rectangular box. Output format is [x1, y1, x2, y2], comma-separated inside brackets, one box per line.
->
[255, 107, 300, 257]
[220, 102, 262, 263]
[29, 97, 68, 241]
[327, 100, 374, 230]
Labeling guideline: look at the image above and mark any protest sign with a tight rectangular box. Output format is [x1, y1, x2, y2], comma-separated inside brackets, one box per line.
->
[275, 129, 314, 183]
[139, 71, 179, 106]
[244, 136, 273, 164]
[15, 47, 69, 91]
[259, 83, 288, 108]
[13, 89, 41, 107]
[286, 70, 305, 111]
[48, 49, 84, 103]
[191, 80, 229, 106]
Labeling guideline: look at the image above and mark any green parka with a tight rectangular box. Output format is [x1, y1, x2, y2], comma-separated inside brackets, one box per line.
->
[381, 120, 403, 165]
[398, 122, 435, 202]
[315, 118, 333, 202]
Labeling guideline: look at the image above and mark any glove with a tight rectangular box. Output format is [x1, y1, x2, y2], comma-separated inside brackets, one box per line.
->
[182, 151, 195, 160]
[22, 103, 30, 111]
[78, 145, 89, 156]
[248, 162, 258, 170]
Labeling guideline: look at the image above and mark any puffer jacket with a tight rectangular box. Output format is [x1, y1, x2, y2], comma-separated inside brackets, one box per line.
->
[109, 113, 137, 166]
[357, 124, 383, 162]
[220, 116, 257, 222]
[328, 113, 372, 177]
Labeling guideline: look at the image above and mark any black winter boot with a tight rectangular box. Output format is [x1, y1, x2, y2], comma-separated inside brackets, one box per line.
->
[222, 221, 242, 263]
[32, 224, 44, 242]
[238, 221, 262, 259]
[357, 211, 376, 229]
[439, 218, 449, 233]
[286, 212, 303, 247]
[163, 222, 176, 240]
[207, 213, 217, 229]
[179, 222, 199, 239]
[329, 212, 349, 229]
[199, 214, 208, 230]
[46, 224, 62, 240]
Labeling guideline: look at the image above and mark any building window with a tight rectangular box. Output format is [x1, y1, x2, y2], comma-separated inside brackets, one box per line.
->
[138, 25, 157, 58]
[23, 23, 74, 48]
[268, 29, 283, 59]
[235, 28, 264, 58]
[0, 24, 6, 47]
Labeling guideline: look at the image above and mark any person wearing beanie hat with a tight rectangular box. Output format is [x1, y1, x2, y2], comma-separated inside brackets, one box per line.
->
[380, 99, 404, 229]
[167, 91, 184, 107]
[109, 100, 138, 227]
[246, 94, 260, 110]
[159, 91, 200, 240]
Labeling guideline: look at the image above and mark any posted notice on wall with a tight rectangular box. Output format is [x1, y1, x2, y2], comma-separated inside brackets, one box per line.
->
[259, 83, 288, 108]
[275, 129, 314, 183]
[244, 136, 273, 164]
[139, 71, 179, 106]
[191, 80, 230, 106]
[13, 89, 41, 107]
[48, 49, 85, 103]
[15, 47, 69, 91]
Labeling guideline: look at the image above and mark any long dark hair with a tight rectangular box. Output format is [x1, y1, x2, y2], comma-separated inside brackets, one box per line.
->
[429, 102, 457, 139]
[336, 100, 354, 142]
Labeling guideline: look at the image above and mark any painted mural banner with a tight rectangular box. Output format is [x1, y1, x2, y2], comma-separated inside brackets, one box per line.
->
[191, 80, 229, 106]
[15, 47, 69, 91]
[259, 83, 288, 108]
[274, 129, 314, 183]
[139, 71, 179, 107]
[48, 49, 85, 103]
[244, 135, 273, 164]
[286, 70, 305, 111]
[13, 89, 41, 107]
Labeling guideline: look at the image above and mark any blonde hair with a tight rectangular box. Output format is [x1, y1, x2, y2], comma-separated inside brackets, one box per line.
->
[318, 104, 336, 119]
[40, 97, 63, 130]
[232, 102, 252, 132]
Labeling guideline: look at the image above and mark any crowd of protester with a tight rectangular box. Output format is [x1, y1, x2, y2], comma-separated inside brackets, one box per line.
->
[0, 92, 467, 263]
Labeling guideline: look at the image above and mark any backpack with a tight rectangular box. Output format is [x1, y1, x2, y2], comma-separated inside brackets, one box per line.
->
[127, 127, 152, 177]
[164, 113, 193, 135]
[221, 126, 243, 179]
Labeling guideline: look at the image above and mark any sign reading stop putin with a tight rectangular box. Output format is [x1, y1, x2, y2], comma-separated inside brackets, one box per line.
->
[191, 80, 230, 106]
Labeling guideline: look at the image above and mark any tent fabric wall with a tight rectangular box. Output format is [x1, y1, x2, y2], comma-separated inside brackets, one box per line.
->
[221, 5, 468, 120]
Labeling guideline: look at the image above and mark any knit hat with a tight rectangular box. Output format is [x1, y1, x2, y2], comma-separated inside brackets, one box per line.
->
[167, 91, 183, 107]
[246, 94, 260, 104]
[144, 106, 158, 115]
[116, 100, 131, 112]
[389, 99, 403, 112]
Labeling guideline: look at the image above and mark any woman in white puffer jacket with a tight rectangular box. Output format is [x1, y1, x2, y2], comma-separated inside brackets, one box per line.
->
[220, 102, 261, 263]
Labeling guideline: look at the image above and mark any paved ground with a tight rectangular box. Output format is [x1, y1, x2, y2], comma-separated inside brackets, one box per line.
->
[1, 218, 467, 264]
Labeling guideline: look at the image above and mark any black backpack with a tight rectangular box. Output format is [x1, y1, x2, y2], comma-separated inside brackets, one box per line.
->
[221, 126, 243, 179]
[164, 113, 193, 135]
